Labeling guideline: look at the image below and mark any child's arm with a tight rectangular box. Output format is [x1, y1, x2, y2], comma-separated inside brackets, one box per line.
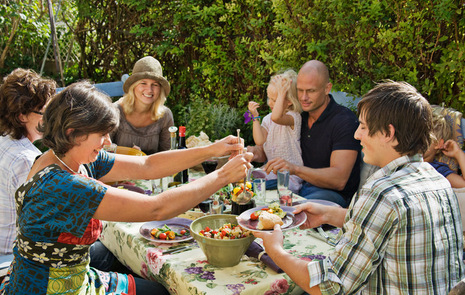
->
[441, 139, 465, 188]
[270, 75, 295, 128]
[248, 101, 268, 145]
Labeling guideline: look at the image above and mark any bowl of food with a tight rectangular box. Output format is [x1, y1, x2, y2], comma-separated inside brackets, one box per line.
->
[190, 214, 255, 267]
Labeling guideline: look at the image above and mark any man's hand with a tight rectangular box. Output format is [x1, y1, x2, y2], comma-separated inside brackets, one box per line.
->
[264, 157, 295, 175]
[293, 202, 347, 229]
[253, 223, 285, 252]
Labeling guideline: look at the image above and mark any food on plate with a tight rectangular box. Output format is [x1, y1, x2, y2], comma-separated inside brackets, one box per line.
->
[186, 131, 211, 148]
[231, 182, 255, 202]
[257, 202, 286, 218]
[150, 224, 190, 240]
[257, 211, 284, 230]
[198, 223, 251, 240]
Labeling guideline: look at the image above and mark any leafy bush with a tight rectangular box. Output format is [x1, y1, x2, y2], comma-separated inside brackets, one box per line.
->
[176, 95, 242, 142]
[3, 0, 465, 117]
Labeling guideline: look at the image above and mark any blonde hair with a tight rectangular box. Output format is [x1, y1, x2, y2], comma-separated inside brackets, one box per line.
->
[431, 112, 453, 143]
[120, 80, 167, 121]
[268, 69, 302, 113]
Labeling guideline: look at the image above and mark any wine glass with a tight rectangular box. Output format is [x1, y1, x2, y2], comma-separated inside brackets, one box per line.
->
[201, 158, 218, 174]
[198, 199, 213, 214]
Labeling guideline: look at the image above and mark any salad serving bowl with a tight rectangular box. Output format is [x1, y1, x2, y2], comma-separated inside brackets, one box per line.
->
[190, 214, 255, 267]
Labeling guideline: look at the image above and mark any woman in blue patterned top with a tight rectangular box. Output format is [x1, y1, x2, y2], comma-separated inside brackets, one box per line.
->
[0, 81, 252, 295]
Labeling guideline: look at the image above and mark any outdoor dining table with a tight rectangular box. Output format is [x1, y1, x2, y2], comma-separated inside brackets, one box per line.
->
[100, 176, 338, 295]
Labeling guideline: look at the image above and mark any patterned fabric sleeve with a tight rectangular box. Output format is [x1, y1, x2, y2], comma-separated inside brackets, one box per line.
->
[85, 150, 115, 180]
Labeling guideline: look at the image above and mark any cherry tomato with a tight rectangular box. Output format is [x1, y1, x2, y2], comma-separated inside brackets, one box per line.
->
[159, 232, 167, 240]
[180, 229, 187, 235]
[261, 207, 269, 211]
[205, 226, 211, 232]
[250, 211, 260, 221]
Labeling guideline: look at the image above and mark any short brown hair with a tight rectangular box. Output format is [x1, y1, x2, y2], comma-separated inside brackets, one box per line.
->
[0, 68, 56, 139]
[357, 81, 433, 156]
[40, 81, 119, 156]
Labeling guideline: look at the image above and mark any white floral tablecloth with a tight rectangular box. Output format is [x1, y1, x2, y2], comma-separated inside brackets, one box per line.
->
[100, 218, 336, 295]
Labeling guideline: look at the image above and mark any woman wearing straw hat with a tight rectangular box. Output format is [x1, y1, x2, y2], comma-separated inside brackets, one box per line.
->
[111, 56, 174, 154]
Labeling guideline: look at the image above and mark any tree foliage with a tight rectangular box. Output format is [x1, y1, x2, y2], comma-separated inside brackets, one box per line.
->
[2, 0, 465, 141]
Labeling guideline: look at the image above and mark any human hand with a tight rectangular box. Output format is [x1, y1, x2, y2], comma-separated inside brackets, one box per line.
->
[264, 157, 294, 175]
[253, 223, 285, 253]
[292, 202, 330, 229]
[248, 101, 260, 117]
[441, 139, 462, 159]
[212, 135, 244, 158]
[217, 152, 253, 183]
[273, 75, 291, 101]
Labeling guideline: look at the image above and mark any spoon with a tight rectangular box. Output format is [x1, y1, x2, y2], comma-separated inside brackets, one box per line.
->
[235, 129, 253, 204]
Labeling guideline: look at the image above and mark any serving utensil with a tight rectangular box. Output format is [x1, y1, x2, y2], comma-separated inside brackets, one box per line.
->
[235, 129, 253, 205]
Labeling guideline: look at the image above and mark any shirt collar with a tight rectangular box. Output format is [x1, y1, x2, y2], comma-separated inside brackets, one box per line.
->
[314, 93, 335, 123]
[370, 154, 423, 181]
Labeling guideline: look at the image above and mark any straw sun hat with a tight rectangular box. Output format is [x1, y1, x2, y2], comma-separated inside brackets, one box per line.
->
[123, 56, 171, 96]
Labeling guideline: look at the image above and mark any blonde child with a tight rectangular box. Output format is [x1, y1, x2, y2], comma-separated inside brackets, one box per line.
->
[424, 112, 465, 188]
[248, 69, 303, 193]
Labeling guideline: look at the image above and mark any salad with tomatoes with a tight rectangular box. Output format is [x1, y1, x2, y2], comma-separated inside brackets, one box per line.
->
[150, 224, 190, 240]
[198, 223, 251, 240]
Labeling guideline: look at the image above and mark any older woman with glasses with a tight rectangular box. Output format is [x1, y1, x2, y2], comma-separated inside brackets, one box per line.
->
[0, 68, 56, 258]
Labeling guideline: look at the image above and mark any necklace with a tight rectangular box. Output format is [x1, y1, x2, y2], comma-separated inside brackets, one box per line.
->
[52, 150, 82, 174]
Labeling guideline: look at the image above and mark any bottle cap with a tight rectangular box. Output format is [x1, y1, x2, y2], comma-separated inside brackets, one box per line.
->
[179, 126, 186, 137]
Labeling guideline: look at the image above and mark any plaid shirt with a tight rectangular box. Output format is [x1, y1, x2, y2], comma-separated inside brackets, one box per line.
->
[308, 154, 465, 294]
[0, 136, 41, 255]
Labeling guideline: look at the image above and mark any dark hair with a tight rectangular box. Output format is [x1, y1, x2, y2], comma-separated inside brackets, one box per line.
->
[357, 80, 433, 156]
[0, 68, 56, 139]
[40, 81, 119, 156]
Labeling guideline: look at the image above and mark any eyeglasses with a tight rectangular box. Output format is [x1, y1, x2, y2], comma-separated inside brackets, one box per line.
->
[32, 111, 44, 115]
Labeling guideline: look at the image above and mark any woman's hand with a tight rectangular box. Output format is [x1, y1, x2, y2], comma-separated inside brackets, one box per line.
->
[211, 135, 244, 158]
[217, 152, 253, 184]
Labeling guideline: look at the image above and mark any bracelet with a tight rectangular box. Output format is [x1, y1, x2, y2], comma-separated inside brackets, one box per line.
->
[258, 250, 266, 260]
[253, 116, 261, 121]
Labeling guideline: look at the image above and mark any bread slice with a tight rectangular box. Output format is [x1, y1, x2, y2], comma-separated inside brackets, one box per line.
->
[257, 211, 284, 230]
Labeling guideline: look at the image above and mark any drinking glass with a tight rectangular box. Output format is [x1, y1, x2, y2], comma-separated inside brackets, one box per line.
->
[201, 159, 218, 174]
[199, 199, 213, 215]
[103, 143, 117, 153]
[277, 170, 292, 206]
[253, 178, 266, 205]
[210, 194, 224, 214]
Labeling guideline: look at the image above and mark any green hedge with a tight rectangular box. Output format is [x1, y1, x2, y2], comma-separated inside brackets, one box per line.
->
[3, 0, 465, 144]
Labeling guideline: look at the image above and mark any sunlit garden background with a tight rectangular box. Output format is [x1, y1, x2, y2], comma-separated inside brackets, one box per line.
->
[1, 0, 465, 144]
